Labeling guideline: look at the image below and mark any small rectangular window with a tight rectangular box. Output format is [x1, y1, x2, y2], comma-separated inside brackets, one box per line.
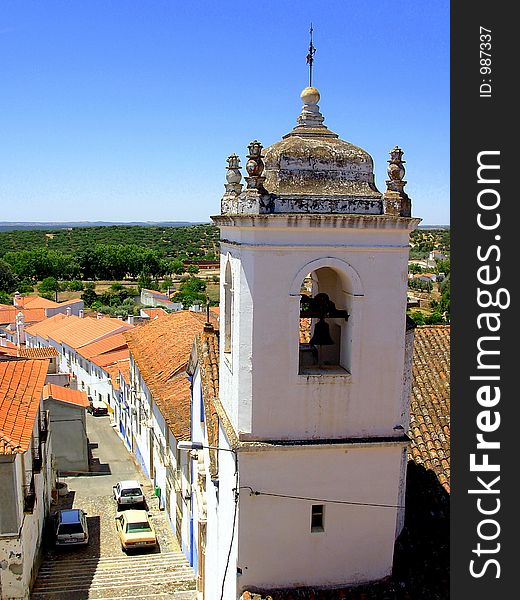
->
[311, 504, 324, 532]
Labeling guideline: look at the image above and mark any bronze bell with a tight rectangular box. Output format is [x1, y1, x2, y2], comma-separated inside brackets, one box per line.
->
[310, 318, 334, 346]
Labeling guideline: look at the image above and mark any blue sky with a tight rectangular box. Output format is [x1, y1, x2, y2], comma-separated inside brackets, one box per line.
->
[0, 1, 449, 225]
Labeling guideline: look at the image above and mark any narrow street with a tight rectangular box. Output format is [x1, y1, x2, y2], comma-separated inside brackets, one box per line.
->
[32, 414, 197, 599]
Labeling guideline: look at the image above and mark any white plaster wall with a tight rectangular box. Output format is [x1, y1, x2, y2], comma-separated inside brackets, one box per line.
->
[219, 223, 411, 440]
[205, 427, 238, 600]
[236, 443, 404, 592]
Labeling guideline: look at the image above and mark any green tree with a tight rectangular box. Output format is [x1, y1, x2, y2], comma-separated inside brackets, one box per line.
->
[173, 276, 207, 308]
[0, 259, 17, 292]
[81, 282, 98, 307]
[38, 277, 60, 301]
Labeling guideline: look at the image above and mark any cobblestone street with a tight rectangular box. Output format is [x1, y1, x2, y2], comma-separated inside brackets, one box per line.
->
[31, 414, 196, 599]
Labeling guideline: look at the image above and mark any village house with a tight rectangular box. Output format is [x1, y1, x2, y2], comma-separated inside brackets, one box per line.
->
[42, 384, 90, 474]
[140, 288, 181, 311]
[123, 310, 208, 554]
[0, 360, 54, 600]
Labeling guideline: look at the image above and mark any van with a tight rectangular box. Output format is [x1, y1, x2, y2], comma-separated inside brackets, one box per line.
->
[54, 509, 89, 547]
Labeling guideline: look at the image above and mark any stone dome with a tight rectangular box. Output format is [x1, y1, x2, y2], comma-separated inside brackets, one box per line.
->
[263, 88, 381, 200]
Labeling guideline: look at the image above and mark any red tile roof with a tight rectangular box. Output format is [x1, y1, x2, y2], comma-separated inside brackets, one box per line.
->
[43, 383, 90, 408]
[196, 327, 220, 478]
[0, 306, 47, 325]
[24, 313, 69, 340]
[56, 317, 133, 349]
[141, 308, 168, 319]
[17, 347, 59, 359]
[0, 359, 49, 454]
[409, 325, 450, 493]
[18, 296, 59, 309]
[91, 348, 130, 368]
[78, 332, 128, 360]
[124, 311, 207, 440]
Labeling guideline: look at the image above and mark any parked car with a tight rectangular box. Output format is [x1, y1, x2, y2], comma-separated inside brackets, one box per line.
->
[115, 509, 157, 552]
[113, 480, 145, 507]
[53, 509, 89, 547]
[88, 397, 108, 416]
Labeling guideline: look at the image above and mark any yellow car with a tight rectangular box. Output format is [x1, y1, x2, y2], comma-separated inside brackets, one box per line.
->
[115, 509, 158, 552]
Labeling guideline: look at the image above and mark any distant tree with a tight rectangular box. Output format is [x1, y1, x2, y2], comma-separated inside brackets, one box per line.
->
[187, 264, 200, 275]
[0, 259, 17, 292]
[408, 310, 426, 326]
[408, 263, 425, 275]
[173, 276, 207, 308]
[38, 277, 60, 301]
[0, 290, 11, 304]
[81, 282, 98, 307]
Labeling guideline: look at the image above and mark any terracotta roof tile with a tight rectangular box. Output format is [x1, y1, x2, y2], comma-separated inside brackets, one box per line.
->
[24, 313, 69, 339]
[56, 317, 133, 349]
[408, 325, 450, 493]
[0, 306, 47, 325]
[196, 328, 220, 478]
[0, 359, 49, 454]
[141, 308, 168, 319]
[91, 348, 130, 368]
[17, 347, 59, 359]
[43, 383, 90, 408]
[78, 332, 128, 360]
[15, 296, 59, 309]
[124, 311, 207, 440]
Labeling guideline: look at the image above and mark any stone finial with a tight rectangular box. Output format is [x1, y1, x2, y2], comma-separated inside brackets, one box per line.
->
[296, 86, 325, 128]
[225, 153, 243, 195]
[383, 146, 411, 217]
[244, 140, 266, 193]
[387, 146, 406, 185]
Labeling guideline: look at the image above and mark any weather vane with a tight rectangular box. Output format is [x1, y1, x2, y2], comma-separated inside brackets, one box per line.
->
[306, 24, 316, 87]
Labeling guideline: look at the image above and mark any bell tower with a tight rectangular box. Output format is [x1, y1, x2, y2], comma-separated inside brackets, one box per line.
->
[211, 85, 420, 596]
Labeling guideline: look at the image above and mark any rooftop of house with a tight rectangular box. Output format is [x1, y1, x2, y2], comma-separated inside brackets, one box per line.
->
[17, 346, 59, 359]
[24, 312, 70, 340]
[25, 313, 133, 350]
[104, 358, 131, 391]
[124, 310, 209, 441]
[0, 306, 47, 326]
[409, 325, 450, 493]
[0, 359, 49, 454]
[43, 383, 90, 409]
[77, 332, 128, 360]
[141, 307, 168, 320]
[194, 327, 220, 479]
[91, 348, 130, 369]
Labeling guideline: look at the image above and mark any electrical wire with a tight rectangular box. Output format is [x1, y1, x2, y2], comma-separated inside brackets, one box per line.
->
[239, 486, 405, 509]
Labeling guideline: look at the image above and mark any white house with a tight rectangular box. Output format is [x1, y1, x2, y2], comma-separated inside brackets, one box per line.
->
[185, 85, 420, 599]
[124, 310, 207, 553]
[0, 359, 54, 600]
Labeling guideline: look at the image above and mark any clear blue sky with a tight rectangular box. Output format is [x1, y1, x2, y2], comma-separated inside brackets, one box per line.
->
[0, 1, 449, 225]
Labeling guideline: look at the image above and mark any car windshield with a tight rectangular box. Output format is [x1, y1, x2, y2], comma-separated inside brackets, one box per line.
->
[121, 488, 141, 496]
[126, 522, 151, 532]
[58, 523, 83, 535]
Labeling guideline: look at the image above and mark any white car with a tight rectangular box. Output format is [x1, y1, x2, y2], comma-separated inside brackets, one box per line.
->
[113, 480, 145, 507]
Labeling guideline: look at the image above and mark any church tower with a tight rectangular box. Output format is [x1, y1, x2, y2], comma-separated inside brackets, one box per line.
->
[210, 84, 420, 597]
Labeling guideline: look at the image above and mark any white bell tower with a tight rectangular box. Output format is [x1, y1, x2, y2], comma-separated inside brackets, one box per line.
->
[211, 86, 420, 597]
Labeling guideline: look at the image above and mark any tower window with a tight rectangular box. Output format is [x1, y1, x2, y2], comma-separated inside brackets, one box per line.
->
[224, 260, 233, 354]
[298, 267, 350, 374]
[311, 504, 324, 532]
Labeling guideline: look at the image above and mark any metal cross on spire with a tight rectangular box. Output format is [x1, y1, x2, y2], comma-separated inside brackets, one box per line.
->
[306, 24, 316, 87]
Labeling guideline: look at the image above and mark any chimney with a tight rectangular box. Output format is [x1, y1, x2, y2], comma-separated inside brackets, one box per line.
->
[13, 291, 22, 308]
[127, 315, 135, 325]
[97, 313, 103, 320]
[16, 311, 25, 347]
[66, 306, 72, 316]
[79, 309, 84, 318]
